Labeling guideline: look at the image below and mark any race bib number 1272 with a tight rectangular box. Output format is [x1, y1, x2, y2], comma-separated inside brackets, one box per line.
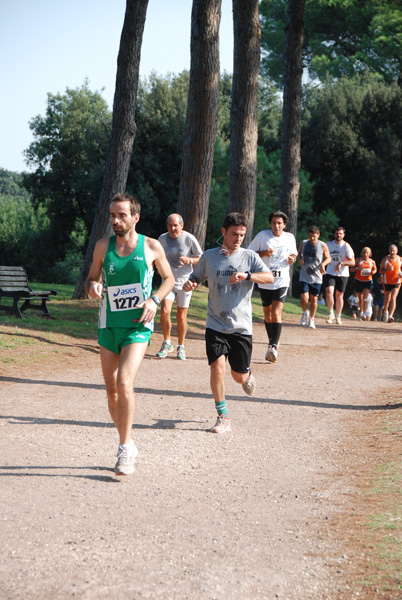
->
[107, 283, 144, 312]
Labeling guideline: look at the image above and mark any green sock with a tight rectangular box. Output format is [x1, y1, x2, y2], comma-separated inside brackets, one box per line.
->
[215, 400, 228, 418]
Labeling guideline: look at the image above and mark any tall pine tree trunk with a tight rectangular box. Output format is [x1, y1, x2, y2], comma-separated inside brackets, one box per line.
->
[177, 0, 222, 248]
[229, 0, 261, 246]
[279, 0, 305, 237]
[73, 0, 149, 298]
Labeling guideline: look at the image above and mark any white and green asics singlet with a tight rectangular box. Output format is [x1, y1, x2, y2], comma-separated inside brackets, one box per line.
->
[98, 234, 154, 329]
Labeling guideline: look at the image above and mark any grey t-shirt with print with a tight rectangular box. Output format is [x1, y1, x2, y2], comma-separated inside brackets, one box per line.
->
[300, 240, 325, 284]
[191, 247, 269, 335]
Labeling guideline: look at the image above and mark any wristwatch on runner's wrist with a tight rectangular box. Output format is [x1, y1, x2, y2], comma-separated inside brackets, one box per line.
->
[151, 295, 161, 306]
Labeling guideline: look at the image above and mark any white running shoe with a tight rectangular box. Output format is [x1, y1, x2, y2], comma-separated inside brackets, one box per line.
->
[114, 440, 138, 476]
[176, 345, 186, 360]
[242, 373, 256, 396]
[326, 313, 335, 324]
[336, 314, 342, 325]
[156, 341, 174, 358]
[382, 311, 389, 322]
[210, 415, 231, 434]
[308, 317, 316, 329]
[265, 345, 278, 363]
[300, 311, 309, 326]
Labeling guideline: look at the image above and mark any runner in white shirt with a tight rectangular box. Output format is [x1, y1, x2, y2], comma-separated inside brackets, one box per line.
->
[324, 227, 355, 325]
[248, 210, 297, 363]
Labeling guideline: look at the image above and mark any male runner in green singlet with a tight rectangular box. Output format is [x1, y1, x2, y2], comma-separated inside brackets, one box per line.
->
[86, 193, 174, 476]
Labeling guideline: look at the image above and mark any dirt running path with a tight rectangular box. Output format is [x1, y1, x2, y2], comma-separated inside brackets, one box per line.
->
[0, 314, 401, 599]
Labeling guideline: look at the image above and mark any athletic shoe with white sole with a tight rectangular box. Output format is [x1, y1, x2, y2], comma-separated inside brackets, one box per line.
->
[114, 440, 138, 476]
[242, 373, 256, 396]
[210, 415, 231, 434]
[335, 314, 342, 325]
[265, 345, 278, 363]
[300, 311, 309, 326]
[176, 345, 186, 360]
[156, 341, 173, 358]
[326, 313, 335, 324]
[382, 311, 389, 322]
[308, 317, 316, 329]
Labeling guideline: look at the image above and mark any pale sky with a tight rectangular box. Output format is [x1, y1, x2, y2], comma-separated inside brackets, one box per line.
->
[0, 0, 234, 173]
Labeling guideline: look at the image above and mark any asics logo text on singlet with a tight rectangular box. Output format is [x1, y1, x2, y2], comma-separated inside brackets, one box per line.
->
[113, 287, 140, 297]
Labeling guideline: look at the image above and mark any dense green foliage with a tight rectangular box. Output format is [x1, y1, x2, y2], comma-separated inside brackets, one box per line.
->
[302, 73, 402, 258]
[260, 0, 402, 87]
[127, 71, 190, 237]
[23, 82, 112, 263]
[0, 170, 49, 276]
[0, 169, 30, 200]
[2, 0, 402, 286]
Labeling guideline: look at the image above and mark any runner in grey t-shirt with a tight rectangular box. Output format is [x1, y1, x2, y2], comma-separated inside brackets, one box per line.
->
[156, 214, 203, 360]
[183, 212, 273, 434]
[192, 246, 267, 335]
[298, 226, 331, 329]
[159, 229, 202, 290]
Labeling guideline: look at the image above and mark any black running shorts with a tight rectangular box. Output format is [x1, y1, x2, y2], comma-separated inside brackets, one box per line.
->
[324, 275, 348, 294]
[259, 287, 288, 307]
[205, 328, 252, 374]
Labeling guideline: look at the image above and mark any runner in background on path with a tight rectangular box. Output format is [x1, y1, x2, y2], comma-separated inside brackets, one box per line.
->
[298, 226, 331, 330]
[351, 246, 377, 321]
[380, 244, 402, 323]
[247, 210, 297, 363]
[157, 214, 202, 360]
[324, 227, 355, 325]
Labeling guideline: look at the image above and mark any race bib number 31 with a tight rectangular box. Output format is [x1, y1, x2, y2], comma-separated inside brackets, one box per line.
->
[107, 283, 144, 312]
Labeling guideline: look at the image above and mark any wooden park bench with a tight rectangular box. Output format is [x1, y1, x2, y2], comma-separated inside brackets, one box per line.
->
[0, 266, 57, 319]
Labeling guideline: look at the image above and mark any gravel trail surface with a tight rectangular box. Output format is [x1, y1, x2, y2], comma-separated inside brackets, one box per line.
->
[1, 315, 401, 599]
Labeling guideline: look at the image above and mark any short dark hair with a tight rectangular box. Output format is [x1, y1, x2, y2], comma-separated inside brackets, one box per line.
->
[269, 210, 288, 224]
[335, 226, 345, 233]
[111, 193, 141, 216]
[308, 225, 320, 234]
[222, 212, 248, 230]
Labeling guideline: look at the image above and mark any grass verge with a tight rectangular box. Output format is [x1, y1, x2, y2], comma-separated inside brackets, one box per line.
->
[0, 282, 330, 341]
[0, 283, 330, 368]
[360, 404, 402, 595]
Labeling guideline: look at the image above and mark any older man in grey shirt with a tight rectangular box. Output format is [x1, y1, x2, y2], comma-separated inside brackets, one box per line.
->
[157, 213, 202, 360]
